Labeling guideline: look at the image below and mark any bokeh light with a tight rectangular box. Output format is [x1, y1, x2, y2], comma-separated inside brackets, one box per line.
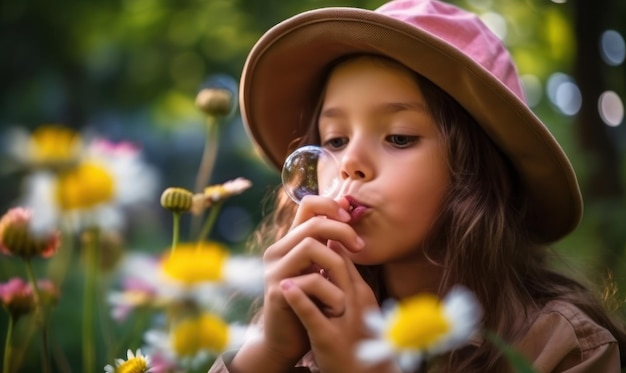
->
[598, 91, 624, 127]
[547, 72, 582, 116]
[600, 30, 625, 66]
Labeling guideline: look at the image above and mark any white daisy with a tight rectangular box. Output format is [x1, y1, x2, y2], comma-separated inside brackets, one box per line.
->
[3, 125, 83, 171]
[158, 241, 264, 301]
[20, 136, 159, 234]
[357, 286, 482, 372]
[104, 348, 151, 373]
[108, 253, 175, 321]
[143, 313, 256, 369]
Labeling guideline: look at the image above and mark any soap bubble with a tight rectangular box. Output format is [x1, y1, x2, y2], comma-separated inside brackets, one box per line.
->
[281, 145, 341, 204]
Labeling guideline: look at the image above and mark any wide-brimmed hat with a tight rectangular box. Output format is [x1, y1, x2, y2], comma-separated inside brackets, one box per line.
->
[239, 0, 582, 243]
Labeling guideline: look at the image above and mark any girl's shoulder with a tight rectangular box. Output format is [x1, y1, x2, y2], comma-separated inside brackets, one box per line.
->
[514, 300, 621, 372]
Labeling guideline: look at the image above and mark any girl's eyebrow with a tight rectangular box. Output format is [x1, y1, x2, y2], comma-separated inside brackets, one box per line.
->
[320, 101, 427, 119]
[380, 101, 428, 113]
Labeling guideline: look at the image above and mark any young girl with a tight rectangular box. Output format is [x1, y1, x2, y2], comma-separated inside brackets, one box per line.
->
[210, 0, 626, 371]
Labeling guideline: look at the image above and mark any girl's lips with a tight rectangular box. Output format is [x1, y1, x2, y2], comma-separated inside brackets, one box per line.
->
[345, 195, 369, 222]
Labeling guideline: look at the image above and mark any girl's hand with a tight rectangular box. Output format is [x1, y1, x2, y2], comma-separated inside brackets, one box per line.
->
[280, 249, 391, 373]
[232, 195, 364, 372]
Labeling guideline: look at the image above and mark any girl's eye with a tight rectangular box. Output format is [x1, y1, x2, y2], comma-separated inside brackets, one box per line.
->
[387, 135, 419, 148]
[323, 137, 348, 150]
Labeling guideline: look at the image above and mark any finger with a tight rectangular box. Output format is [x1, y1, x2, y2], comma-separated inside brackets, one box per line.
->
[266, 237, 354, 292]
[343, 255, 376, 299]
[265, 217, 363, 262]
[292, 195, 351, 228]
[288, 273, 346, 317]
[335, 196, 351, 212]
[280, 279, 331, 330]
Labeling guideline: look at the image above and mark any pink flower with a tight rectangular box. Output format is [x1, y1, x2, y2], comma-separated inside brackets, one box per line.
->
[108, 277, 158, 321]
[0, 207, 61, 259]
[0, 277, 58, 318]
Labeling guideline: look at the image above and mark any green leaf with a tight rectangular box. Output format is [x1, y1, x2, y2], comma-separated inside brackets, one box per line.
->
[485, 332, 537, 373]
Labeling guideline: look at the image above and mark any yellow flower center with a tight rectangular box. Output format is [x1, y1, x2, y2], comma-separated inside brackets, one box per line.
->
[171, 313, 229, 356]
[386, 294, 450, 349]
[29, 126, 82, 165]
[116, 357, 149, 373]
[55, 161, 115, 210]
[161, 242, 228, 284]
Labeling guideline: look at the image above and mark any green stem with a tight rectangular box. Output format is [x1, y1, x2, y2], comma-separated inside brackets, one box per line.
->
[171, 212, 181, 252]
[120, 307, 150, 357]
[24, 259, 50, 373]
[82, 228, 99, 373]
[3, 314, 15, 373]
[47, 227, 74, 288]
[191, 116, 220, 236]
[196, 202, 223, 243]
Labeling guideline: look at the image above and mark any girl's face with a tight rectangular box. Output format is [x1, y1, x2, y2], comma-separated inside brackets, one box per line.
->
[319, 57, 450, 265]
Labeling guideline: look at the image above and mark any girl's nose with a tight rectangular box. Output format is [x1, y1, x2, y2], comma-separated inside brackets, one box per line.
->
[339, 142, 373, 181]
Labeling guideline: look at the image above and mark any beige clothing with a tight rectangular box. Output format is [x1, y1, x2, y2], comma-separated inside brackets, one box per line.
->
[207, 300, 621, 372]
[515, 300, 620, 372]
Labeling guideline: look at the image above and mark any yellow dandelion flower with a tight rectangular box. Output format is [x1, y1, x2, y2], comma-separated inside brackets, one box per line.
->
[357, 286, 482, 371]
[104, 349, 151, 373]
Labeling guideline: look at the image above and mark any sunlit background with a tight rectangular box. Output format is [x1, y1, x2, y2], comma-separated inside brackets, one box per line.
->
[1, 0, 624, 372]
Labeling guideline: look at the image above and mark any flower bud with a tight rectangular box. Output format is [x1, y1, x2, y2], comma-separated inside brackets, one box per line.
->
[195, 88, 232, 117]
[0, 278, 59, 318]
[0, 208, 61, 259]
[160, 187, 194, 213]
[0, 278, 35, 317]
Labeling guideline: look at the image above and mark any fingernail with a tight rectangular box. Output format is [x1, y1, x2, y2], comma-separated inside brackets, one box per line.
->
[338, 208, 351, 221]
[280, 279, 294, 290]
[355, 236, 365, 249]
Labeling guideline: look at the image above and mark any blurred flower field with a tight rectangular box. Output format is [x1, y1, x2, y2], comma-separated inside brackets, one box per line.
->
[0, 83, 270, 373]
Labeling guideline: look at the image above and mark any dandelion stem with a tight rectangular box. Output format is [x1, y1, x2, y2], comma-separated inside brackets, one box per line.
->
[3, 314, 15, 373]
[171, 212, 181, 252]
[191, 116, 219, 236]
[82, 228, 99, 373]
[197, 202, 223, 243]
[24, 259, 50, 373]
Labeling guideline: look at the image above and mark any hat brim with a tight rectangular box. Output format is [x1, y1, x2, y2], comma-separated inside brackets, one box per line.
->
[240, 7, 582, 243]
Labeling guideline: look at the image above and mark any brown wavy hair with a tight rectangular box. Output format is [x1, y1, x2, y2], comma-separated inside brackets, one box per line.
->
[247, 55, 626, 372]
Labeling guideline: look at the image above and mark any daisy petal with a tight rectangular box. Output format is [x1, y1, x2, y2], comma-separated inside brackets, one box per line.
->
[398, 350, 423, 372]
[356, 339, 394, 365]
